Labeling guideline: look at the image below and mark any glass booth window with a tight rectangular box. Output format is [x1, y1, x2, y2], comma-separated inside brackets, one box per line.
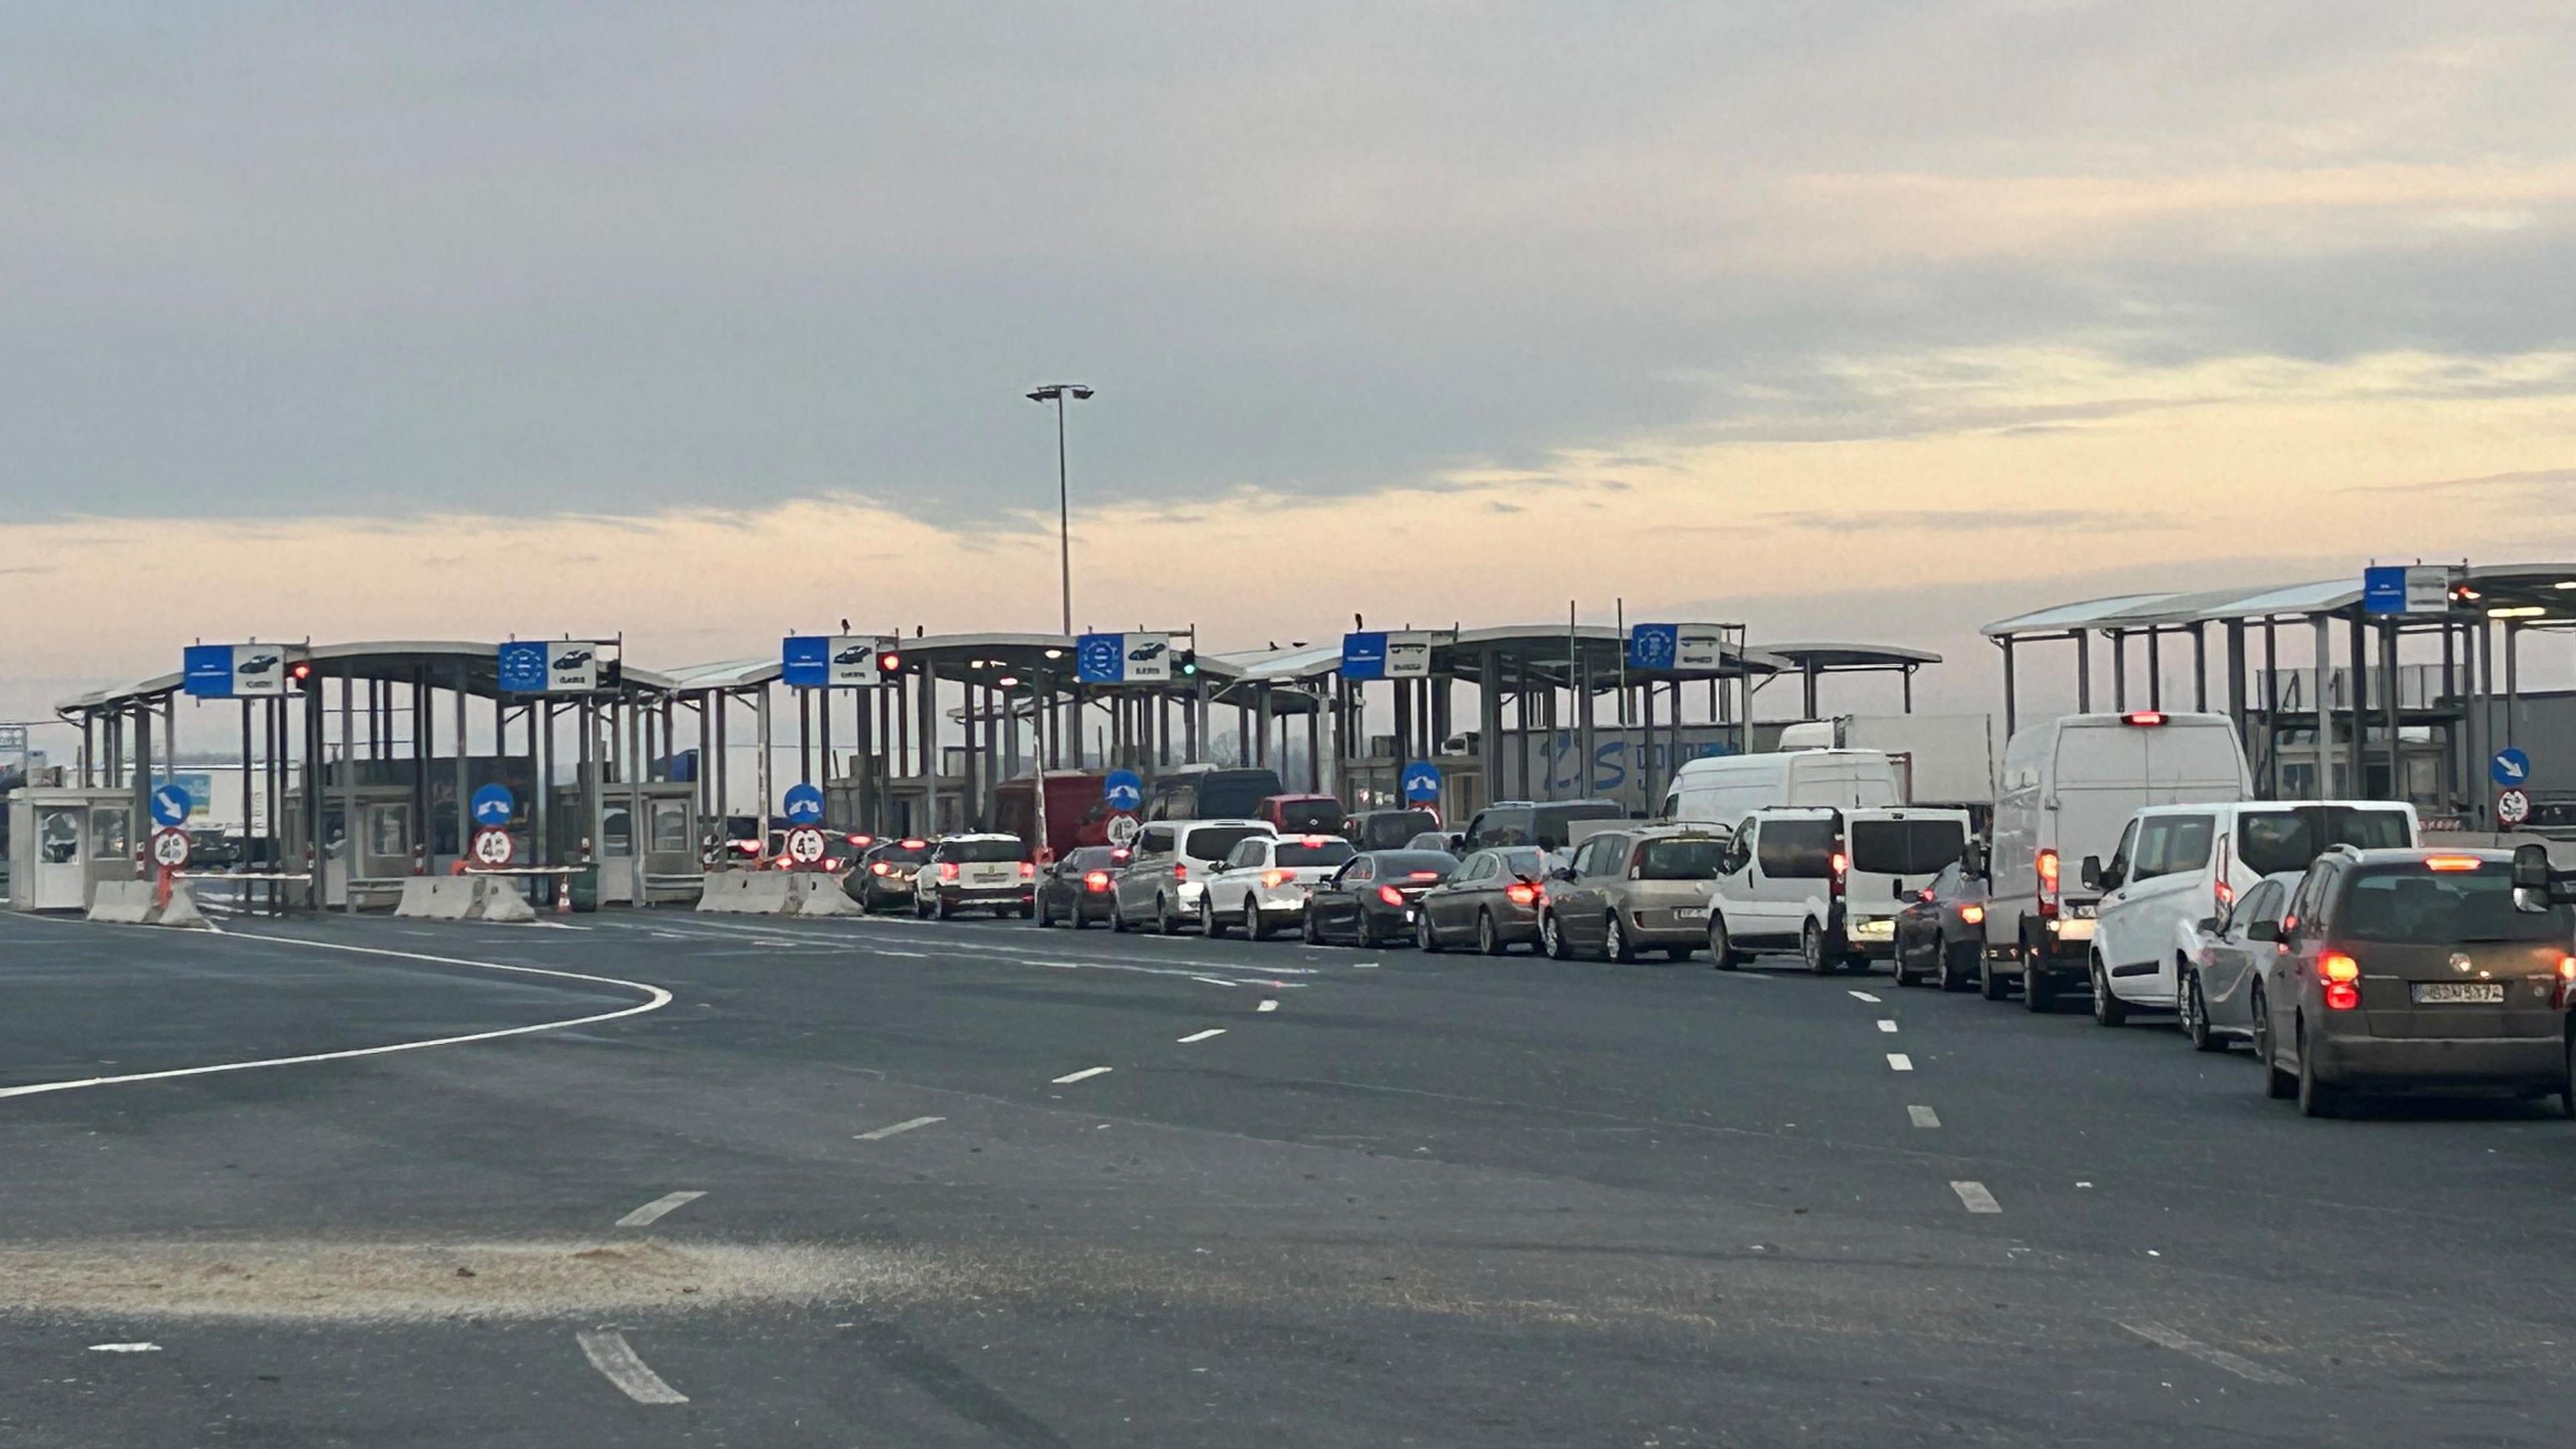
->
[92, 809, 129, 861]
[650, 800, 690, 853]
[601, 806, 633, 857]
[368, 804, 410, 857]
[38, 810, 78, 864]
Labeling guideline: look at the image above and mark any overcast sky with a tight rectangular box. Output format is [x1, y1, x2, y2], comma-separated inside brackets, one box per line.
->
[8, 1, 2576, 724]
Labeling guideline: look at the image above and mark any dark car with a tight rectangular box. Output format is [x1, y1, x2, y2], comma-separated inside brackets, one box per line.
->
[848, 837, 934, 911]
[1034, 845, 1124, 928]
[1342, 808, 1442, 852]
[1890, 861, 1992, 991]
[236, 653, 280, 677]
[1414, 845, 1550, 954]
[1257, 794, 1346, 836]
[2255, 847, 2576, 1118]
[1303, 849, 1458, 947]
[184, 828, 244, 869]
[1460, 799, 1625, 853]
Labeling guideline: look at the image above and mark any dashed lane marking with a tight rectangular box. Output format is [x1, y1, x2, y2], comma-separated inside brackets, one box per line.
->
[1052, 1067, 1114, 1085]
[2117, 1322, 2299, 1385]
[1886, 1053, 1914, 1071]
[854, 1115, 945, 1141]
[1177, 1028, 1226, 1044]
[1950, 1180, 2002, 1214]
[1257, 1000, 1279, 1013]
[615, 1191, 706, 1228]
[1908, 1105, 1941, 1128]
[1847, 990, 1881, 1003]
[577, 1330, 689, 1404]
[1876, 1019, 1898, 1033]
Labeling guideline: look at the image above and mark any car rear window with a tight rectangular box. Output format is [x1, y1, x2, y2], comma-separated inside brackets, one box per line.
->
[1532, 802, 1622, 847]
[2237, 807, 2413, 877]
[1635, 838, 1726, 880]
[1755, 819, 1838, 878]
[1062, 847, 1115, 870]
[2336, 863, 2573, 944]
[944, 837, 1024, 863]
[1277, 840, 1355, 867]
[1183, 826, 1267, 863]
[875, 844, 930, 865]
[1375, 851, 1458, 879]
[1274, 799, 1343, 833]
[1847, 819, 1965, 875]
[1354, 811, 1438, 850]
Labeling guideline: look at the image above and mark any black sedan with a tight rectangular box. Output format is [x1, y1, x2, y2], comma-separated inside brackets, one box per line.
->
[847, 837, 934, 912]
[1414, 845, 1550, 953]
[1034, 846, 1124, 928]
[1302, 849, 1458, 947]
[1889, 860, 1989, 991]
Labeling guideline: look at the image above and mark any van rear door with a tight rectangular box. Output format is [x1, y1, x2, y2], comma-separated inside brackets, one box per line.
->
[1842, 810, 1969, 942]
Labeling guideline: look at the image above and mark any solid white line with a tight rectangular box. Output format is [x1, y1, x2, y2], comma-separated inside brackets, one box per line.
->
[1847, 990, 1881, 1003]
[1908, 1104, 1941, 1128]
[855, 1115, 945, 1140]
[1886, 1053, 1914, 1071]
[870, 949, 930, 959]
[2116, 1322, 2298, 1385]
[1950, 1180, 2001, 1214]
[1876, 1019, 1898, 1033]
[1257, 1000, 1279, 1012]
[87, 1342, 162, 1353]
[615, 1190, 706, 1228]
[577, 1330, 690, 1404]
[0, 933, 672, 1102]
[1352, 961, 1380, 969]
[1177, 1028, 1226, 1044]
[1191, 976, 1237, 987]
[1051, 1066, 1113, 1085]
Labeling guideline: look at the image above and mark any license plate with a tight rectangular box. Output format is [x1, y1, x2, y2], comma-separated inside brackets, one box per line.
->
[1849, 919, 1894, 939]
[2052, 918, 2095, 941]
[2413, 981, 2504, 1004]
[1675, 906, 1709, 921]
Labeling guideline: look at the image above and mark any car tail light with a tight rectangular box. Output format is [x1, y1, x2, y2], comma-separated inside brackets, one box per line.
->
[1960, 903, 1985, 925]
[1378, 885, 1405, 907]
[1505, 881, 1538, 906]
[2320, 951, 2361, 1010]
[2422, 855, 2483, 872]
[1174, 862, 1190, 881]
[848, 834, 873, 847]
[870, 861, 890, 876]
[1409, 870, 1441, 880]
[2556, 954, 2576, 1010]
[2036, 848, 2060, 918]
[938, 861, 959, 882]
[2123, 710, 2165, 727]
[1262, 869, 1290, 889]
[1829, 851, 1847, 900]
[2213, 877, 2234, 908]
[900, 839, 926, 850]
[1018, 861, 1034, 880]
[1083, 869, 1111, 891]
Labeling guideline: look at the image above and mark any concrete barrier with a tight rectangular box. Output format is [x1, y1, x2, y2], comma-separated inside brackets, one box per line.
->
[696, 869, 797, 914]
[86, 879, 210, 929]
[475, 879, 537, 923]
[794, 873, 865, 917]
[394, 875, 540, 923]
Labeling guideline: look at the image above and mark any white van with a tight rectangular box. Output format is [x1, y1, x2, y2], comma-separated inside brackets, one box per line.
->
[1663, 749, 1900, 826]
[1708, 804, 1972, 974]
[2085, 800, 2418, 1025]
[1976, 711, 2252, 1010]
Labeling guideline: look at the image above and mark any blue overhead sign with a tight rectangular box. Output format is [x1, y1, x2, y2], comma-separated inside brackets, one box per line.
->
[149, 783, 192, 828]
[782, 782, 826, 825]
[782, 635, 831, 689]
[2492, 747, 2532, 788]
[184, 646, 234, 698]
[1341, 631, 1388, 680]
[1627, 625, 1679, 669]
[2361, 566, 2408, 616]
[1401, 761, 1442, 802]
[1103, 769, 1144, 812]
[1077, 633, 1126, 684]
[496, 641, 551, 693]
[471, 784, 515, 827]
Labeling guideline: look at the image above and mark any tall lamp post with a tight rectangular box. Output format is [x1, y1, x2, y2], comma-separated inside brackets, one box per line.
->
[1026, 384, 1094, 636]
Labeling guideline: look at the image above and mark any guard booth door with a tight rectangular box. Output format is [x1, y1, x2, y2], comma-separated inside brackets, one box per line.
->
[30, 804, 121, 910]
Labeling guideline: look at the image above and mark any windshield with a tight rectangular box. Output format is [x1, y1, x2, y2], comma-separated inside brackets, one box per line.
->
[1276, 840, 1354, 867]
[943, 837, 1025, 863]
[1846, 818, 1964, 875]
[2238, 807, 2413, 876]
[2338, 864, 2573, 944]
[1183, 826, 1268, 863]
[1635, 837, 1726, 879]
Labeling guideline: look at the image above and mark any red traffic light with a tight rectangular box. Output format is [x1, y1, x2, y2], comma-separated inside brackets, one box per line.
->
[875, 651, 902, 675]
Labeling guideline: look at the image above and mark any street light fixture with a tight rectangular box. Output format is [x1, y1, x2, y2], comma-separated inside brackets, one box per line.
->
[1026, 383, 1095, 637]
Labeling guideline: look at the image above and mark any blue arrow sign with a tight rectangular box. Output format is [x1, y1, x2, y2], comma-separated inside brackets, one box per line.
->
[496, 641, 550, 693]
[471, 784, 515, 828]
[1103, 769, 1144, 813]
[1401, 761, 1442, 802]
[2491, 747, 2532, 788]
[1340, 631, 1388, 681]
[781, 635, 830, 689]
[149, 784, 191, 828]
[1076, 633, 1126, 684]
[782, 782, 826, 825]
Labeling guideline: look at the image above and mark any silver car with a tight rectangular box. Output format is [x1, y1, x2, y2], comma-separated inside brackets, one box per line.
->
[2181, 869, 2303, 1051]
[1538, 825, 1729, 963]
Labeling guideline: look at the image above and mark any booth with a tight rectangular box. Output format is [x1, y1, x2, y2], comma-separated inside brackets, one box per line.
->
[5, 786, 137, 912]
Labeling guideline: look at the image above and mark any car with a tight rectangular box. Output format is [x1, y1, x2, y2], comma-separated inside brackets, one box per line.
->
[1404, 830, 1462, 853]
[848, 838, 934, 910]
[1034, 845, 1124, 928]
[1705, 806, 1965, 974]
[1837, 808, 1973, 963]
[553, 649, 593, 670]
[2180, 869, 2304, 1050]
[914, 834, 1032, 919]
[236, 653, 280, 676]
[2086, 801, 2418, 1026]
[1302, 849, 1458, 947]
[1890, 860, 1992, 991]
[182, 828, 244, 869]
[1534, 825, 1727, 962]
[1256, 793, 1346, 835]
[1342, 808, 1443, 852]
[1111, 819, 1276, 932]
[1198, 835, 1357, 938]
[2253, 847, 2575, 1118]
[1980, 710, 2252, 1010]
[833, 643, 873, 665]
[1458, 799, 1625, 853]
[1413, 845, 1552, 953]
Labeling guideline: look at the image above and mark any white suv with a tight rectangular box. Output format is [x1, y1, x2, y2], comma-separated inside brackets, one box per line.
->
[2084, 800, 2417, 1026]
[1199, 835, 1358, 939]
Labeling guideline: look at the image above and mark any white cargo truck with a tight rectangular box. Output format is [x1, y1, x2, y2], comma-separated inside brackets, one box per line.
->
[1773, 714, 1996, 812]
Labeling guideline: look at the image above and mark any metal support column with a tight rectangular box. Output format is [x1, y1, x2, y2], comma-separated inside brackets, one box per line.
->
[1999, 638, 2017, 740]
[2312, 615, 2336, 798]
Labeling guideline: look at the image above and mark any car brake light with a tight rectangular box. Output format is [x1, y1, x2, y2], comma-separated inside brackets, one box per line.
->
[2213, 877, 2233, 908]
[1505, 882, 1538, 906]
[1263, 869, 1290, 889]
[848, 834, 872, 847]
[1018, 861, 1034, 879]
[2422, 855, 2483, 872]
[2318, 951, 2361, 1010]
[938, 861, 959, 881]
[900, 839, 926, 850]
[1409, 870, 1441, 880]
[2556, 955, 2576, 1009]
[1174, 862, 1190, 881]
[870, 861, 890, 876]
[1829, 851, 1847, 900]
[2123, 710, 2165, 726]
[1083, 869, 1111, 890]
[2035, 848, 2059, 916]
[1378, 885, 1405, 907]
[1960, 903, 1985, 924]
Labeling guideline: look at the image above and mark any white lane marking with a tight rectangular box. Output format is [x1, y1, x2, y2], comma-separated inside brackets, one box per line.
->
[577, 1330, 690, 1403]
[1177, 1028, 1226, 1044]
[1191, 976, 1237, 987]
[1876, 1019, 1898, 1033]
[870, 949, 930, 959]
[1352, 961, 1380, 969]
[615, 1190, 706, 1228]
[1908, 1105, 1941, 1128]
[1886, 1053, 1913, 1071]
[88, 1342, 163, 1352]
[1052, 1066, 1113, 1085]
[1950, 1180, 2002, 1214]
[1847, 990, 1881, 1003]
[1257, 1000, 1279, 1013]
[2117, 1322, 2299, 1385]
[855, 1115, 945, 1140]
[0, 934, 672, 1102]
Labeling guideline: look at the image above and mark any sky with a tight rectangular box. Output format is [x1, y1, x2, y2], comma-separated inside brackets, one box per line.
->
[8, 1, 2576, 735]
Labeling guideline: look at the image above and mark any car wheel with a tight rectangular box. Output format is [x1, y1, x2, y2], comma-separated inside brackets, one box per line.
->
[1018, 902, 1034, 920]
[1890, 942, 1918, 988]
[1603, 914, 1633, 964]
[2559, 1030, 2575, 1120]
[2296, 1021, 2339, 1118]
[2023, 939, 2057, 1012]
[1416, 912, 1443, 953]
[1111, 900, 1130, 932]
[933, 895, 953, 922]
[1801, 921, 1832, 976]
[2183, 968, 2224, 1053]
[1708, 915, 1738, 971]
[1477, 910, 1503, 956]
[1248, 909, 1272, 941]
[1034, 896, 1053, 927]
[1939, 938, 1975, 993]
[2252, 983, 2295, 1099]
[1201, 897, 1226, 939]
[1980, 953, 2008, 1001]
[1541, 911, 1572, 961]
[2090, 956, 2128, 1027]
[1069, 904, 1089, 931]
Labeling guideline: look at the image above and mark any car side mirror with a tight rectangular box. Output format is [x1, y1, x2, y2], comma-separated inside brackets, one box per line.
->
[2196, 915, 2220, 935]
[1892, 878, 1908, 901]
[1553, 865, 1576, 881]
[2080, 855, 2104, 891]
[2245, 920, 2279, 943]
[2513, 841, 2551, 890]
[1959, 842, 1985, 879]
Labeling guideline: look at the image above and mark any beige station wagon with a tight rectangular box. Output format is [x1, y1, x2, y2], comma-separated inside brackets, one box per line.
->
[1537, 824, 1730, 962]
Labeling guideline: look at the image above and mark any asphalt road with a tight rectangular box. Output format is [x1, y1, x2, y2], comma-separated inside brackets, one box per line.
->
[3, 901, 2573, 1447]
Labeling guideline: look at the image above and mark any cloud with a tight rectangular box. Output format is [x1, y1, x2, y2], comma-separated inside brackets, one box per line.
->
[1755, 508, 2175, 535]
